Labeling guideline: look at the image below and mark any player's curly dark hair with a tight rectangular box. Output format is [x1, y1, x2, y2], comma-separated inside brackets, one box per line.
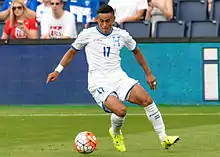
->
[97, 4, 114, 15]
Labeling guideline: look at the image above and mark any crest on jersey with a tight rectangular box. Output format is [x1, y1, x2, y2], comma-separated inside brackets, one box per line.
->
[112, 36, 120, 46]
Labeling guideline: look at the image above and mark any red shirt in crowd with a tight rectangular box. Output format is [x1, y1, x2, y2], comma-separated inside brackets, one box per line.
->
[3, 18, 38, 39]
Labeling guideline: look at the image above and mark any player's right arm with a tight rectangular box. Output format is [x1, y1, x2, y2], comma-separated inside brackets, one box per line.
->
[46, 48, 78, 83]
[46, 28, 89, 83]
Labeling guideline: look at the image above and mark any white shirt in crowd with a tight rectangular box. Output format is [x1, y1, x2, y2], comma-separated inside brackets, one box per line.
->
[108, 0, 147, 23]
[36, 4, 52, 23]
[41, 10, 77, 38]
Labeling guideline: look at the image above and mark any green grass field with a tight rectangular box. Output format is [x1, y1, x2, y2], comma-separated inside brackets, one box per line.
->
[0, 105, 220, 157]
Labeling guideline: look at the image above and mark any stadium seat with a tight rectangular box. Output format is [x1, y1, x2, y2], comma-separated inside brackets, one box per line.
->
[120, 21, 151, 38]
[187, 21, 219, 37]
[154, 20, 186, 37]
[177, 0, 208, 21]
[210, 0, 220, 21]
[88, 22, 98, 28]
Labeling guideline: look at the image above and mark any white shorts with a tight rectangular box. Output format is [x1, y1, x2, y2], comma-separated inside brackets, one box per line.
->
[88, 69, 138, 113]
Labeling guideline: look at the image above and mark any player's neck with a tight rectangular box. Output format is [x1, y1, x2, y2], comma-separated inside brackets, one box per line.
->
[96, 26, 113, 36]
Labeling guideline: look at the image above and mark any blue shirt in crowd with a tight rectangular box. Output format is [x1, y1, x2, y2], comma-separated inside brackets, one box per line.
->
[65, 0, 99, 24]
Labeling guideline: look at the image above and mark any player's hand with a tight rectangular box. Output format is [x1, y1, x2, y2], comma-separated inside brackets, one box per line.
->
[46, 71, 59, 84]
[146, 74, 157, 90]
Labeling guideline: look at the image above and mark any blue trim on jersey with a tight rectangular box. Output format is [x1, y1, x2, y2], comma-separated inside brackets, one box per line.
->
[132, 44, 137, 52]
[71, 45, 80, 51]
[124, 82, 139, 100]
[96, 26, 113, 36]
[101, 103, 112, 113]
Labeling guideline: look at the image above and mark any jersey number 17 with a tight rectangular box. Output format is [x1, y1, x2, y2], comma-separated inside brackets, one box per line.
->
[103, 47, 110, 57]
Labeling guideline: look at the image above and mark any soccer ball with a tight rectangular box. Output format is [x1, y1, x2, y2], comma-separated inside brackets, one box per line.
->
[74, 131, 98, 154]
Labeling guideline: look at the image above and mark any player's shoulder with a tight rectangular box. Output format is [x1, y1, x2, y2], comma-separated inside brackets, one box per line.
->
[78, 26, 97, 37]
[112, 27, 130, 36]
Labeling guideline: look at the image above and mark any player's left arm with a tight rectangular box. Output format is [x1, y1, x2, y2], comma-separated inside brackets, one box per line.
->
[133, 47, 157, 90]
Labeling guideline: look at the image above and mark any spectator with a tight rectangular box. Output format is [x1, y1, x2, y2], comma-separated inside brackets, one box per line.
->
[36, 0, 52, 23]
[40, 0, 77, 39]
[145, 0, 173, 36]
[1, 0, 38, 39]
[65, 0, 99, 28]
[108, 0, 147, 25]
[1, 0, 39, 11]
[0, 0, 38, 21]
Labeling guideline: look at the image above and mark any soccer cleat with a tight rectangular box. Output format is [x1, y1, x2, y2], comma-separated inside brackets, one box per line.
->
[161, 136, 180, 149]
[109, 127, 126, 152]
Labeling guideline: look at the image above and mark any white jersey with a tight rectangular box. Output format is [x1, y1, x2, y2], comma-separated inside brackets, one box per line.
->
[71, 26, 137, 75]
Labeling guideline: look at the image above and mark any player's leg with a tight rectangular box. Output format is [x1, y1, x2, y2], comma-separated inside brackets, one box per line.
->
[127, 84, 179, 149]
[89, 85, 127, 152]
[104, 94, 127, 152]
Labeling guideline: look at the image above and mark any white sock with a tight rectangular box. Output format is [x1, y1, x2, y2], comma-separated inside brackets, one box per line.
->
[144, 102, 167, 141]
[111, 113, 126, 135]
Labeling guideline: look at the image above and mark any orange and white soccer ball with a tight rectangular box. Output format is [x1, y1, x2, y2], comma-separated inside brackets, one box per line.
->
[74, 131, 98, 154]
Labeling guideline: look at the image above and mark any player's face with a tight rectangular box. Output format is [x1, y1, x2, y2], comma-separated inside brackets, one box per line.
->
[97, 13, 115, 34]
[12, 2, 24, 17]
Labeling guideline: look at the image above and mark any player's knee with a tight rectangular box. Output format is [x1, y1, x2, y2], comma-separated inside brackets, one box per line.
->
[142, 96, 153, 107]
[115, 106, 127, 117]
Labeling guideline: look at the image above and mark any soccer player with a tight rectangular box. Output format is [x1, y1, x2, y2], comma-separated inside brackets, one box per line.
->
[46, 4, 179, 152]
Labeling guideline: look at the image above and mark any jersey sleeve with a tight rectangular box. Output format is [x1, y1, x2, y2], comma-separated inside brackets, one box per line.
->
[121, 30, 137, 51]
[71, 29, 89, 50]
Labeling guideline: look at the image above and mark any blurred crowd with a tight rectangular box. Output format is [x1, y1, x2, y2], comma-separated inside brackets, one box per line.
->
[0, 0, 214, 39]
